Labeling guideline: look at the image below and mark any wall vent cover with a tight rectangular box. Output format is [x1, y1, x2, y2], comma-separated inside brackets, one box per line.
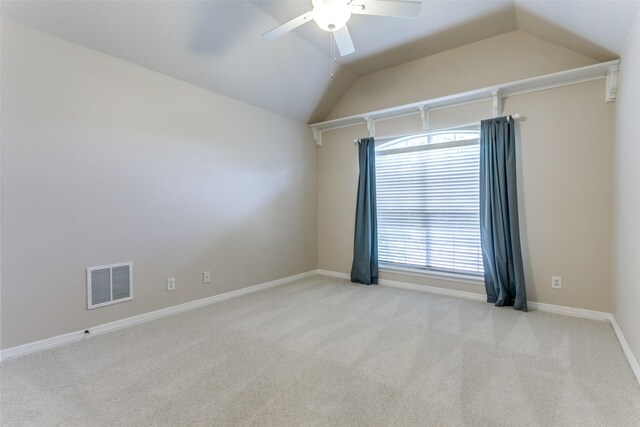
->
[87, 262, 133, 309]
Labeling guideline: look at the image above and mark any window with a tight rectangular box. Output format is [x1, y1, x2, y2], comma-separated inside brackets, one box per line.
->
[376, 126, 483, 276]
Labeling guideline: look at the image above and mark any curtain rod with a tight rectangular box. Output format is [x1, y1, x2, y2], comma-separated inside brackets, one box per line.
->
[353, 114, 521, 143]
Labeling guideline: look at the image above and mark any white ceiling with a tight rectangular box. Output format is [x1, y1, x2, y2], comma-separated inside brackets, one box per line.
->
[2, 1, 639, 124]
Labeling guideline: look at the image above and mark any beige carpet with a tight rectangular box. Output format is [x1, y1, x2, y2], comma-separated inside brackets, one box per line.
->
[2, 275, 639, 426]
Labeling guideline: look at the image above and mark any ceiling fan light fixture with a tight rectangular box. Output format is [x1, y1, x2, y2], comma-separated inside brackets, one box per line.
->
[312, 0, 352, 32]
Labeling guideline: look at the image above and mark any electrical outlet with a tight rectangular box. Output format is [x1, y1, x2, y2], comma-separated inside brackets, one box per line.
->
[552, 276, 562, 289]
[167, 277, 176, 291]
[203, 271, 211, 284]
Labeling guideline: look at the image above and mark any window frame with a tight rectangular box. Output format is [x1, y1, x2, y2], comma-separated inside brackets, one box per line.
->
[375, 126, 484, 281]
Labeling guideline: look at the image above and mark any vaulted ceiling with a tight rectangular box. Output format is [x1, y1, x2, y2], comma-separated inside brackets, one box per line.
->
[2, 1, 639, 124]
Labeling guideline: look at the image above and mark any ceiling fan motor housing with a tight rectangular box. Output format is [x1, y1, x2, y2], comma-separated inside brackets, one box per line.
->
[312, 0, 352, 32]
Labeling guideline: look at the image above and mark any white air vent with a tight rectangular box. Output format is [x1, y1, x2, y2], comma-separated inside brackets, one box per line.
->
[87, 262, 133, 309]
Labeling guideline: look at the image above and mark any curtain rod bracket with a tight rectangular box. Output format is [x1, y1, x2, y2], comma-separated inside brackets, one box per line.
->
[605, 65, 618, 102]
[364, 116, 375, 137]
[492, 89, 502, 117]
[418, 105, 429, 130]
[311, 127, 322, 146]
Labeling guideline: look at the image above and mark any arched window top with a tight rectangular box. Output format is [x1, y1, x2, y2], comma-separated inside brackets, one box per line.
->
[377, 126, 480, 153]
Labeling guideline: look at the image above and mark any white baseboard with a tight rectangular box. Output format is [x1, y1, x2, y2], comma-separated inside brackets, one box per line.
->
[609, 315, 640, 385]
[379, 278, 486, 302]
[316, 269, 485, 304]
[317, 269, 484, 301]
[0, 270, 316, 361]
[315, 269, 610, 320]
[527, 301, 610, 321]
[315, 269, 349, 280]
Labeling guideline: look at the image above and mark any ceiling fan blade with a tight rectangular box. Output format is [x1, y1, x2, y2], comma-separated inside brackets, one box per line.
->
[262, 11, 314, 40]
[334, 25, 355, 56]
[351, 0, 422, 18]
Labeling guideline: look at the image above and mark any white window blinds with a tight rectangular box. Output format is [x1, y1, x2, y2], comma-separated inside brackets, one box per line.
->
[376, 129, 483, 276]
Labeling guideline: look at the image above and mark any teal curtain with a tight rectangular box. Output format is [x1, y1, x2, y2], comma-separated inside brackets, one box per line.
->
[350, 137, 378, 285]
[480, 117, 527, 311]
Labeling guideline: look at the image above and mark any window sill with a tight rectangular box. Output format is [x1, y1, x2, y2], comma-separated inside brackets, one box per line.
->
[380, 265, 484, 286]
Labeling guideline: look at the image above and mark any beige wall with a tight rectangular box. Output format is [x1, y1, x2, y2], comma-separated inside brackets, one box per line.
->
[613, 11, 640, 368]
[326, 31, 597, 120]
[0, 21, 318, 349]
[505, 82, 613, 311]
[318, 32, 615, 312]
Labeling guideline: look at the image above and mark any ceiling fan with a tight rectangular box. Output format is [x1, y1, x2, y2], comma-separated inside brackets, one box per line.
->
[262, 0, 423, 57]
